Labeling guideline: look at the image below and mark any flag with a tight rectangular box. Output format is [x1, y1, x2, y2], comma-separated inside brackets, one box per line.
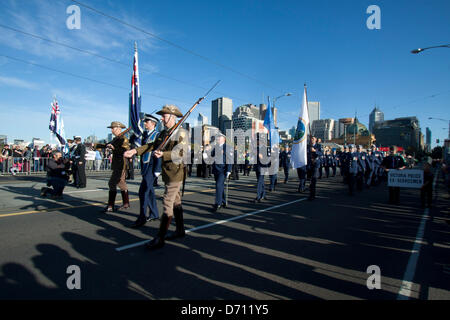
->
[291, 85, 309, 168]
[48, 98, 66, 145]
[129, 42, 143, 147]
[263, 98, 279, 149]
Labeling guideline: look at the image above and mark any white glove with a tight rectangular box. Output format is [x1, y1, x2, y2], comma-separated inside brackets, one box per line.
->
[226, 172, 231, 179]
[154, 172, 161, 178]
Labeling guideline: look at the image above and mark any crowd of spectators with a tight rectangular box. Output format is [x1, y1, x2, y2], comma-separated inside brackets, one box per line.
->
[0, 143, 125, 175]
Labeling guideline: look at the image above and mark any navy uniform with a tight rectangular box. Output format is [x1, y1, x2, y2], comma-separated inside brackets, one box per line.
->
[307, 137, 322, 200]
[318, 151, 325, 179]
[205, 134, 232, 212]
[253, 147, 269, 203]
[365, 149, 376, 187]
[331, 149, 337, 177]
[72, 136, 86, 188]
[244, 152, 251, 176]
[131, 114, 162, 228]
[268, 145, 279, 192]
[372, 146, 384, 185]
[381, 147, 406, 204]
[324, 150, 332, 178]
[356, 145, 366, 191]
[347, 145, 359, 195]
[280, 147, 291, 183]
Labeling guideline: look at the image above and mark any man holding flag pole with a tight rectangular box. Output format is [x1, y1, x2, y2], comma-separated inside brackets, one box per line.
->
[128, 42, 144, 180]
[263, 98, 280, 193]
[291, 84, 321, 200]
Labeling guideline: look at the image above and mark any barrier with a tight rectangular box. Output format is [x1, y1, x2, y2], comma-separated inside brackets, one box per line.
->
[0, 157, 141, 176]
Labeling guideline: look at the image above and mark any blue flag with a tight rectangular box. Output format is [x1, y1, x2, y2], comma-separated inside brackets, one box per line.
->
[263, 98, 279, 148]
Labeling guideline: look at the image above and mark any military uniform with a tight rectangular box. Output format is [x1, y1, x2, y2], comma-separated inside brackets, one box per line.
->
[205, 136, 232, 212]
[131, 114, 162, 228]
[100, 122, 130, 212]
[280, 148, 291, 183]
[72, 137, 86, 188]
[307, 142, 322, 200]
[133, 105, 187, 250]
[253, 151, 269, 202]
[356, 146, 366, 191]
[347, 145, 359, 195]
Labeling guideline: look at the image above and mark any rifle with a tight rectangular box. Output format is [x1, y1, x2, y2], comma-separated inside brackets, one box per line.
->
[95, 127, 132, 149]
[156, 80, 221, 152]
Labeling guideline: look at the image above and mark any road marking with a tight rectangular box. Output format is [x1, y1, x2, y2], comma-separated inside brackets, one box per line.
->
[115, 197, 307, 252]
[65, 189, 104, 194]
[397, 168, 439, 300]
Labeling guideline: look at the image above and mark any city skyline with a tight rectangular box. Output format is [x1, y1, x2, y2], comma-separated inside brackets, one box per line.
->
[0, 0, 449, 147]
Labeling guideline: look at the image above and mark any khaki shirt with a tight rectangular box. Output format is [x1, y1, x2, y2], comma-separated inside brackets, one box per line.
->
[136, 126, 187, 183]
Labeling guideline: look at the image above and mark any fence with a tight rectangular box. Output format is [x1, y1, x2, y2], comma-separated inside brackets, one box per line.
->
[0, 157, 142, 176]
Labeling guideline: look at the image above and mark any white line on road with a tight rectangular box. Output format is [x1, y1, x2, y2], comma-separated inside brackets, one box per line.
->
[65, 189, 104, 194]
[397, 167, 439, 300]
[115, 197, 307, 252]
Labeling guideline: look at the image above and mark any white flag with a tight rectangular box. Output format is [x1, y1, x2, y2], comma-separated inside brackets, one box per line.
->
[291, 86, 309, 169]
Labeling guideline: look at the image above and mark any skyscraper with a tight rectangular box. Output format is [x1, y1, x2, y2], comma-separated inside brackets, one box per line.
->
[307, 101, 320, 124]
[198, 113, 208, 126]
[426, 127, 432, 146]
[211, 97, 233, 133]
[369, 107, 384, 132]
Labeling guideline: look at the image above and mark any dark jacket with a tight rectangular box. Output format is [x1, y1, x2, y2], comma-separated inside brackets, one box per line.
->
[47, 158, 70, 180]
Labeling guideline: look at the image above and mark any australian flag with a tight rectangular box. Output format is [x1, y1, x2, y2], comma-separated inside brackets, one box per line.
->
[129, 42, 143, 147]
[49, 98, 66, 145]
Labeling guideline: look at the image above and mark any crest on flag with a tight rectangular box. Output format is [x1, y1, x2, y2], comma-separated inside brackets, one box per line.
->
[293, 118, 307, 144]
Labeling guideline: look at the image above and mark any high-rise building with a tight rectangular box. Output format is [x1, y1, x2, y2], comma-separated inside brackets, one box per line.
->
[373, 117, 422, 151]
[198, 113, 208, 126]
[259, 104, 267, 121]
[0, 135, 7, 145]
[425, 127, 432, 152]
[311, 119, 336, 141]
[369, 107, 384, 132]
[211, 97, 233, 133]
[307, 101, 320, 124]
[426, 127, 432, 146]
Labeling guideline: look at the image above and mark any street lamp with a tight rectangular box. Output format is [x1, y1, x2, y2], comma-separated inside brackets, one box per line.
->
[273, 92, 293, 110]
[411, 44, 450, 54]
[428, 117, 450, 139]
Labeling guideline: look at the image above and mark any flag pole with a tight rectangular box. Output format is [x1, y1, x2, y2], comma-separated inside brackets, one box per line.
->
[304, 83, 312, 138]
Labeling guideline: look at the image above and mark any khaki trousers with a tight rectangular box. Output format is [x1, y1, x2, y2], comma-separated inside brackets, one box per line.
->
[163, 181, 182, 218]
[108, 168, 128, 191]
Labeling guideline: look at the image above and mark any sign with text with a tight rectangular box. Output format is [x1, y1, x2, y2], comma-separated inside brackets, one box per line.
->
[388, 169, 423, 188]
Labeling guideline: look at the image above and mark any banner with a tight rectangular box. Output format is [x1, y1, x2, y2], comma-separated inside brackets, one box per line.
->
[388, 169, 423, 188]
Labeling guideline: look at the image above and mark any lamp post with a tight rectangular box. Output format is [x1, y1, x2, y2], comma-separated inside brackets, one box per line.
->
[411, 44, 450, 54]
[428, 117, 450, 139]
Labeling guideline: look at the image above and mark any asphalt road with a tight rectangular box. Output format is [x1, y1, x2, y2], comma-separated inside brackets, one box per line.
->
[0, 168, 448, 300]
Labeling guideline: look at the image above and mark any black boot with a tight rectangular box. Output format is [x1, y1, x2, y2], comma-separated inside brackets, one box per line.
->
[146, 214, 172, 250]
[165, 205, 186, 240]
[103, 190, 117, 212]
[119, 190, 130, 209]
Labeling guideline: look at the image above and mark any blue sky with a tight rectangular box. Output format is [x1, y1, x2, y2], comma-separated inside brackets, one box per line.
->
[0, 0, 449, 147]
